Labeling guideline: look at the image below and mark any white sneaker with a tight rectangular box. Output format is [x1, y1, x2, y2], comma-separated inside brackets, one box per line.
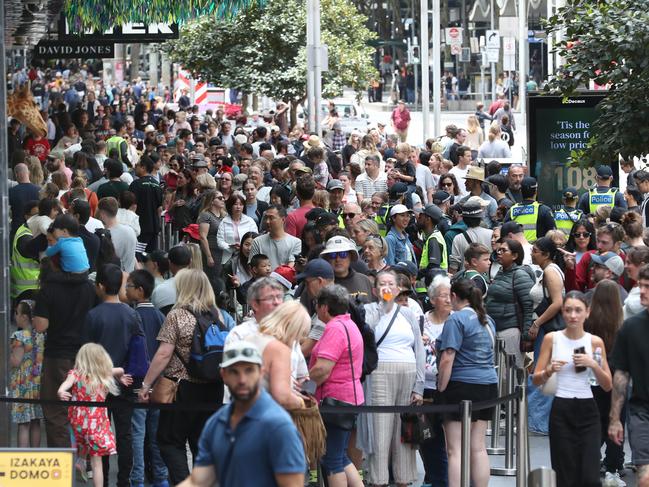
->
[603, 472, 626, 487]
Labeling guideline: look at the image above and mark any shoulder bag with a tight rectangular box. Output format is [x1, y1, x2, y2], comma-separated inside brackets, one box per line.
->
[534, 267, 566, 333]
[320, 323, 360, 431]
[513, 269, 534, 353]
[541, 332, 559, 396]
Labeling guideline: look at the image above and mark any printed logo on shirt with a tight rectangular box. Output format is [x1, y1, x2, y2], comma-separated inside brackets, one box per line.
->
[591, 194, 613, 204]
[511, 205, 535, 217]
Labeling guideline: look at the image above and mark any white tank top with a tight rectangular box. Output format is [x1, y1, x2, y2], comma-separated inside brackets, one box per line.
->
[554, 331, 593, 399]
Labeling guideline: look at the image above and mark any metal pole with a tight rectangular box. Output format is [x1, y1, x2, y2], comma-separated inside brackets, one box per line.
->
[313, 0, 322, 137]
[490, 0, 496, 103]
[487, 338, 506, 455]
[306, 0, 316, 134]
[518, 0, 527, 118]
[516, 382, 529, 487]
[420, 0, 430, 140]
[491, 354, 517, 476]
[412, 0, 418, 109]
[528, 467, 557, 487]
[546, 0, 554, 78]
[432, 0, 441, 137]
[460, 400, 472, 487]
[0, 0, 11, 446]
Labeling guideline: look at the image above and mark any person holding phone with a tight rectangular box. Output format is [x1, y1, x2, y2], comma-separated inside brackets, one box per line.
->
[532, 291, 612, 487]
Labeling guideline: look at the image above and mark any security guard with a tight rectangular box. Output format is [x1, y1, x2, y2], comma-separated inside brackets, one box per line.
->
[415, 204, 448, 295]
[577, 165, 626, 215]
[375, 182, 408, 236]
[10, 201, 41, 303]
[504, 176, 555, 243]
[554, 187, 584, 235]
[106, 120, 131, 166]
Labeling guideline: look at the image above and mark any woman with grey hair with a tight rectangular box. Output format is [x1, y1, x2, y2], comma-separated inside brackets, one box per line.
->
[359, 270, 426, 487]
[420, 274, 452, 485]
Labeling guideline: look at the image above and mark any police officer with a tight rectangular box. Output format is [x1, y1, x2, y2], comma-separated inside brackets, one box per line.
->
[554, 187, 584, 236]
[375, 182, 408, 236]
[417, 204, 448, 276]
[106, 121, 131, 166]
[504, 176, 555, 243]
[577, 165, 626, 215]
[432, 190, 453, 235]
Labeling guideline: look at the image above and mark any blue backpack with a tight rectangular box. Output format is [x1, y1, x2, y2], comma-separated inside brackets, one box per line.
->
[181, 307, 230, 383]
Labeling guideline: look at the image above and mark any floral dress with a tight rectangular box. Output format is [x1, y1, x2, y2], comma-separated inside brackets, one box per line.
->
[67, 370, 116, 457]
[9, 329, 45, 423]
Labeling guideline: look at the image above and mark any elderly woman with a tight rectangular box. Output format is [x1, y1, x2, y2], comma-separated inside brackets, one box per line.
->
[362, 234, 389, 280]
[138, 269, 235, 485]
[436, 279, 498, 487]
[310, 285, 365, 487]
[216, 193, 258, 264]
[350, 218, 379, 249]
[361, 270, 425, 487]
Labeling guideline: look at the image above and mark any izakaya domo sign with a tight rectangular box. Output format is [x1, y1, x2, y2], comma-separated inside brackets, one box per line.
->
[34, 40, 115, 59]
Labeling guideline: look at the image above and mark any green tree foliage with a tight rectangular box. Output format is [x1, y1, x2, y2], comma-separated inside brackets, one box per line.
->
[163, 0, 378, 107]
[545, 0, 649, 166]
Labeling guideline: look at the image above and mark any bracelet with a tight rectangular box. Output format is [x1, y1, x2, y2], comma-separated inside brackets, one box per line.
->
[141, 382, 151, 391]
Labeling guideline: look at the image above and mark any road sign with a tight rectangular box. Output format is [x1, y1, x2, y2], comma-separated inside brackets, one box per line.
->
[487, 49, 499, 63]
[446, 27, 463, 56]
[486, 30, 500, 50]
[0, 449, 74, 486]
[503, 37, 516, 55]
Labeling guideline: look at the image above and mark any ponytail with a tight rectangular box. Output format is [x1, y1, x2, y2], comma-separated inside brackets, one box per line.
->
[451, 278, 489, 326]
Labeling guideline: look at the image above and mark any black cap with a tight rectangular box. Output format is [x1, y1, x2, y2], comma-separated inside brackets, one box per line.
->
[596, 165, 613, 179]
[501, 221, 524, 236]
[562, 187, 579, 199]
[521, 177, 538, 192]
[432, 190, 452, 206]
[389, 182, 408, 199]
[391, 261, 418, 277]
[315, 212, 339, 227]
[305, 207, 327, 221]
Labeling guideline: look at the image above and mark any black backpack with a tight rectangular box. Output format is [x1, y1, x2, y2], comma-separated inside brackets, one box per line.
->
[179, 307, 230, 383]
[349, 299, 378, 381]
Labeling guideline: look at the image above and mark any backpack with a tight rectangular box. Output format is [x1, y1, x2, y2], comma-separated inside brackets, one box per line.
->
[349, 298, 378, 381]
[182, 307, 230, 383]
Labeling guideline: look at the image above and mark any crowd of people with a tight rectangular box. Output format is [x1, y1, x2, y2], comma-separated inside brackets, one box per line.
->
[5, 64, 649, 487]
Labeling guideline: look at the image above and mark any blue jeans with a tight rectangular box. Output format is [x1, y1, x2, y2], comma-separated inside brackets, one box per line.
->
[131, 408, 168, 484]
[321, 424, 353, 475]
[527, 326, 553, 434]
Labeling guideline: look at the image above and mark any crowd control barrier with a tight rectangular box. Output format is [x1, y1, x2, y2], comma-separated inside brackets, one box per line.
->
[528, 467, 557, 487]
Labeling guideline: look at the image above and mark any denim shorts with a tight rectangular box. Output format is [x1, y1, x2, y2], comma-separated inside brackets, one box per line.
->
[321, 424, 353, 475]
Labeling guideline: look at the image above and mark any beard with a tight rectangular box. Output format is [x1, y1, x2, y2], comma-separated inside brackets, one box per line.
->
[228, 381, 260, 402]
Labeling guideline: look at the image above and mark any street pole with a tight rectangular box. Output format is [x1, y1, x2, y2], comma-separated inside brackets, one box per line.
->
[546, 0, 554, 77]
[313, 0, 323, 137]
[518, 0, 527, 118]
[432, 0, 441, 138]
[490, 0, 496, 103]
[421, 0, 430, 141]
[306, 0, 316, 135]
[0, 0, 11, 446]
[412, 0, 418, 108]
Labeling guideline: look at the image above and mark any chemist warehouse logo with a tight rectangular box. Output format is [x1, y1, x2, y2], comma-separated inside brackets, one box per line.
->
[561, 97, 586, 104]
[4, 457, 63, 480]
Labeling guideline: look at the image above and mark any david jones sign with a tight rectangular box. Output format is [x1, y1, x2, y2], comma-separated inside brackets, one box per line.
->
[34, 40, 115, 59]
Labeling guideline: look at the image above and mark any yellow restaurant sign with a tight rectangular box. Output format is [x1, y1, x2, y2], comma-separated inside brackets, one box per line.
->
[0, 449, 74, 486]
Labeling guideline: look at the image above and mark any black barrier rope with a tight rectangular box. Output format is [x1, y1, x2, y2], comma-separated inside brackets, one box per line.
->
[0, 390, 521, 413]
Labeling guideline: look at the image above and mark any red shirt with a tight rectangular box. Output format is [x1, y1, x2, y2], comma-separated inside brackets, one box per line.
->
[391, 108, 411, 131]
[24, 137, 50, 162]
[284, 204, 314, 238]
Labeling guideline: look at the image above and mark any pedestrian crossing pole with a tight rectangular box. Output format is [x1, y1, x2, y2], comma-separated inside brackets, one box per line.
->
[432, 0, 441, 138]
[420, 0, 430, 140]
[306, 0, 323, 137]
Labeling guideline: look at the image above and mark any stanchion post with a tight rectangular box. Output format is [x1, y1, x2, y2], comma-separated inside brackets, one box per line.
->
[516, 381, 529, 487]
[487, 338, 506, 454]
[528, 467, 556, 486]
[491, 354, 517, 476]
[460, 400, 472, 487]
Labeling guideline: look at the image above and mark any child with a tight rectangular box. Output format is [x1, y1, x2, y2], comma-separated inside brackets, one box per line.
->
[125, 270, 169, 487]
[58, 343, 132, 487]
[237, 253, 271, 305]
[45, 214, 90, 273]
[9, 300, 45, 448]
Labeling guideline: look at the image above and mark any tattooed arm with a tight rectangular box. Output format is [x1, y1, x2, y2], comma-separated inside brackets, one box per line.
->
[608, 370, 630, 446]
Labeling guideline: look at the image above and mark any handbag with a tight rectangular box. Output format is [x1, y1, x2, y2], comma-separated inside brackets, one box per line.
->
[513, 269, 534, 353]
[540, 332, 559, 396]
[400, 413, 432, 446]
[150, 376, 181, 404]
[534, 269, 566, 333]
[320, 324, 360, 431]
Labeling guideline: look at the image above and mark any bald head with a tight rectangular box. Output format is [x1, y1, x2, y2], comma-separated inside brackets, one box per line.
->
[14, 163, 30, 182]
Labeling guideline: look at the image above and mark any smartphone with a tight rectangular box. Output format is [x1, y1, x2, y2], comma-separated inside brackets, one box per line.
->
[300, 379, 317, 396]
[574, 346, 586, 372]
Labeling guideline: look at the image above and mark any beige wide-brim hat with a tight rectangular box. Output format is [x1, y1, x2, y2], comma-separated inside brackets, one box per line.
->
[463, 165, 485, 182]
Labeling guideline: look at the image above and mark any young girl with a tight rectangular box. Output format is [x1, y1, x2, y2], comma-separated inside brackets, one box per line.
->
[9, 300, 45, 448]
[58, 343, 132, 487]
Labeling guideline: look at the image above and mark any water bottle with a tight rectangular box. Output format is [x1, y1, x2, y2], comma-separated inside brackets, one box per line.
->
[589, 347, 602, 386]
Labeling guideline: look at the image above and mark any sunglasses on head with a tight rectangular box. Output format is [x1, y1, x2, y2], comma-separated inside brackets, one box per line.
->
[223, 347, 258, 361]
[323, 251, 350, 260]
[366, 233, 385, 250]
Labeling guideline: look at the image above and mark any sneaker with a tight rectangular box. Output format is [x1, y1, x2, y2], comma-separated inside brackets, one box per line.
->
[603, 472, 626, 487]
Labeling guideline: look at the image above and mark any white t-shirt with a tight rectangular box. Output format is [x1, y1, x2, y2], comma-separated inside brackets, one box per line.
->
[415, 164, 435, 205]
[374, 307, 416, 363]
[448, 165, 469, 196]
[85, 217, 104, 234]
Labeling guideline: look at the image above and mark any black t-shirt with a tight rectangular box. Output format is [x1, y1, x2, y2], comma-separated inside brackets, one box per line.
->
[611, 309, 649, 405]
[79, 226, 100, 272]
[35, 272, 97, 360]
[83, 302, 143, 368]
[129, 175, 163, 234]
[335, 268, 374, 304]
[9, 183, 40, 233]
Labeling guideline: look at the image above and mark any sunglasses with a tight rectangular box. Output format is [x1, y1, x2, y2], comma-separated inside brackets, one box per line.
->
[442, 182, 454, 187]
[574, 231, 591, 238]
[216, 196, 225, 201]
[343, 213, 359, 219]
[223, 347, 259, 362]
[323, 251, 350, 260]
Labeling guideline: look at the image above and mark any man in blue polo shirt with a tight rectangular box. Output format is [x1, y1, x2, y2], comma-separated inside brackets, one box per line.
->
[178, 341, 306, 487]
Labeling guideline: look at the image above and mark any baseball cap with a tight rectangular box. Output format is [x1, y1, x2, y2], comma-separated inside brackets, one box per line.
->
[327, 179, 344, 191]
[501, 221, 524, 236]
[144, 125, 156, 133]
[314, 212, 339, 227]
[389, 182, 409, 199]
[320, 236, 358, 260]
[432, 190, 452, 206]
[591, 252, 624, 277]
[521, 177, 538, 192]
[392, 261, 418, 278]
[460, 199, 485, 217]
[220, 341, 263, 368]
[390, 204, 413, 217]
[421, 204, 443, 223]
[596, 166, 613, 179]
[562, 187, 579, 200]
[234, 134, 248, 145]
[296, 258, 335, 281]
